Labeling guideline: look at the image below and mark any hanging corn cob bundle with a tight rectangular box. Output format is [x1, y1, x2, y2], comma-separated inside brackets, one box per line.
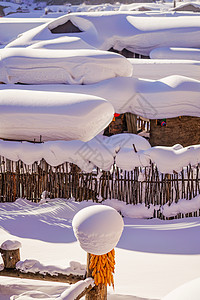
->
[89, 249, 115, 289]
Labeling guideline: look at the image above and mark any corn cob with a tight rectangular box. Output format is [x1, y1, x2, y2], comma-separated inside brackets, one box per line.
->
[89, 249, 115, 289]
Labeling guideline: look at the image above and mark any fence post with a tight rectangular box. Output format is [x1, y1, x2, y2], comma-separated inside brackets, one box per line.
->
[85, 253, 107, 300]
[0, 241, 21, 269]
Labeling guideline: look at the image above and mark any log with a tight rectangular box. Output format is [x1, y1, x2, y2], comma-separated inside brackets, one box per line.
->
[0, 268, 84, 284]
[0, 248, 20, 269]
[85, 253, 107, 300]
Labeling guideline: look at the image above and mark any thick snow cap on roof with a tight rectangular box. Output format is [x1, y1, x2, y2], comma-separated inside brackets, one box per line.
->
[0, 89, 114, 142]
[2, 75, 200, 119]
[130, 58, 200, 81]
[0, 48, 132, 84]
[150, 47, 200, 60]
[5, 13, 200, 56]
[0, 18, 53, 45]
[72, 205, 124, 255]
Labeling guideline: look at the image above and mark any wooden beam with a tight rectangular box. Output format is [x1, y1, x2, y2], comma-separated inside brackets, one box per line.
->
[0, 268, 85, 284]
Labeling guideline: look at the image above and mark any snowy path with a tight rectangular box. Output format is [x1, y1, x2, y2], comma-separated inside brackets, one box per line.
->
[0, 199, 200, 299]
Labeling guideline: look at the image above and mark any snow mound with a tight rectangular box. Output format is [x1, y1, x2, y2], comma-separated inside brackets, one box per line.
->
[16, 259, 86, 276]
[0, 90, 114, 142]
[1, 240, 21, 250]
[10, 291, 54, 300]
[162, 195, 200, 218]
[150, 47, 200, 60]
[72, 205, 124, 255]
[0, 48, 132, 84]
[162, 277, 200, 300]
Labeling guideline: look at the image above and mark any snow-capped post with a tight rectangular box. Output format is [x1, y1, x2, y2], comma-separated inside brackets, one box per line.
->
[72, 205, 124, 300]
[0, 240, 21, 269]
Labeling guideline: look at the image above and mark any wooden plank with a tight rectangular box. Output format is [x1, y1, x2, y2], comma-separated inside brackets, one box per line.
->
[0, 268, 84, 284]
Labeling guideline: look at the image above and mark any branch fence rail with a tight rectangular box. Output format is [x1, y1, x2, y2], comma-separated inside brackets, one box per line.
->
[0, 155, 200, 219]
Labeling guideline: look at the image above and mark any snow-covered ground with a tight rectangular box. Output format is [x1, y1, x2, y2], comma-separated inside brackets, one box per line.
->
[0, 198, 200, 300]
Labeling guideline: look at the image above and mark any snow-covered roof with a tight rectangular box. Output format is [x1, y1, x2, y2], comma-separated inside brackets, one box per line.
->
[171, 1, 200, 12]
[119, 2, 169, 11]
[5, 12, 200, 56]
[0, 48, 132, 84]
[0, 18, 54, 45]
[150, 47, 200, 60]
[130, 58, 200, 80]
[2, 75, 199, 119]
[0, 88, 114, 142]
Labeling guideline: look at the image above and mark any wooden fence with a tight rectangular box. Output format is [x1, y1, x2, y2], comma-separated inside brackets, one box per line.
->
[0, 156, 199, 219]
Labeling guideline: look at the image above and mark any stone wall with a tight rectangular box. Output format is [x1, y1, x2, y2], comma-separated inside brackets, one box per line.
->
[150, 116, 200, 147]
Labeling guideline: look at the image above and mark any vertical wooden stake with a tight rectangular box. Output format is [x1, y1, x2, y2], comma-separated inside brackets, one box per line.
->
[0, 248, 20, 269]
[85, 253, 107, 300]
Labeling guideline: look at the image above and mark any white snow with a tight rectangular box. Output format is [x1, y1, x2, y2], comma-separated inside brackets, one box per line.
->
[161, 277, 200, 300]
[162, 195, 200, 218]
[56, 278, 94, 300]
[0, 48, 132, 84]
[0, 89, 114, 142]
[144, 144, 200, 174]
[5, 13, 200, 56]
[104, 199, 159, 219]
[129, 58, 200, 81]
[0, 133, 149, 171]
[150, 47, 200, 60]
[1, 240, 22, 251]
[1, 198, 200, 299]
[16, 259, 86, 276]
[0, 18, 53, 45]
[0, 137, 199, 174]
[2, 75, 200, 120]
[72, 205, 124, 255]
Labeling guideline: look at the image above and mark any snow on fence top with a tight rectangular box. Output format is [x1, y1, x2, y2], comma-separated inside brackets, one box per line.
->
[0, 48, 132, 84]
[150, 47, 200, 61]
[5, 13, 200, 56]
[0, 89, 114, 142]
[1, 240, 22, 251]
[0, 135, 199, 174]
[2, 75, 200, 119]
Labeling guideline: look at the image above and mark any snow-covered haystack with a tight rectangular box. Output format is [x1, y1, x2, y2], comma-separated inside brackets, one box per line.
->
[162, 277, 200, 300]
[150, 47, 200, 61]
[0, 89, 114, 142]
[72, 205, 124, 255]
[0, 48, 132, 85]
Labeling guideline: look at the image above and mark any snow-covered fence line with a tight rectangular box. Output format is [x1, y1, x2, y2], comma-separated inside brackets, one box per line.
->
[0, 156, 199, 219]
